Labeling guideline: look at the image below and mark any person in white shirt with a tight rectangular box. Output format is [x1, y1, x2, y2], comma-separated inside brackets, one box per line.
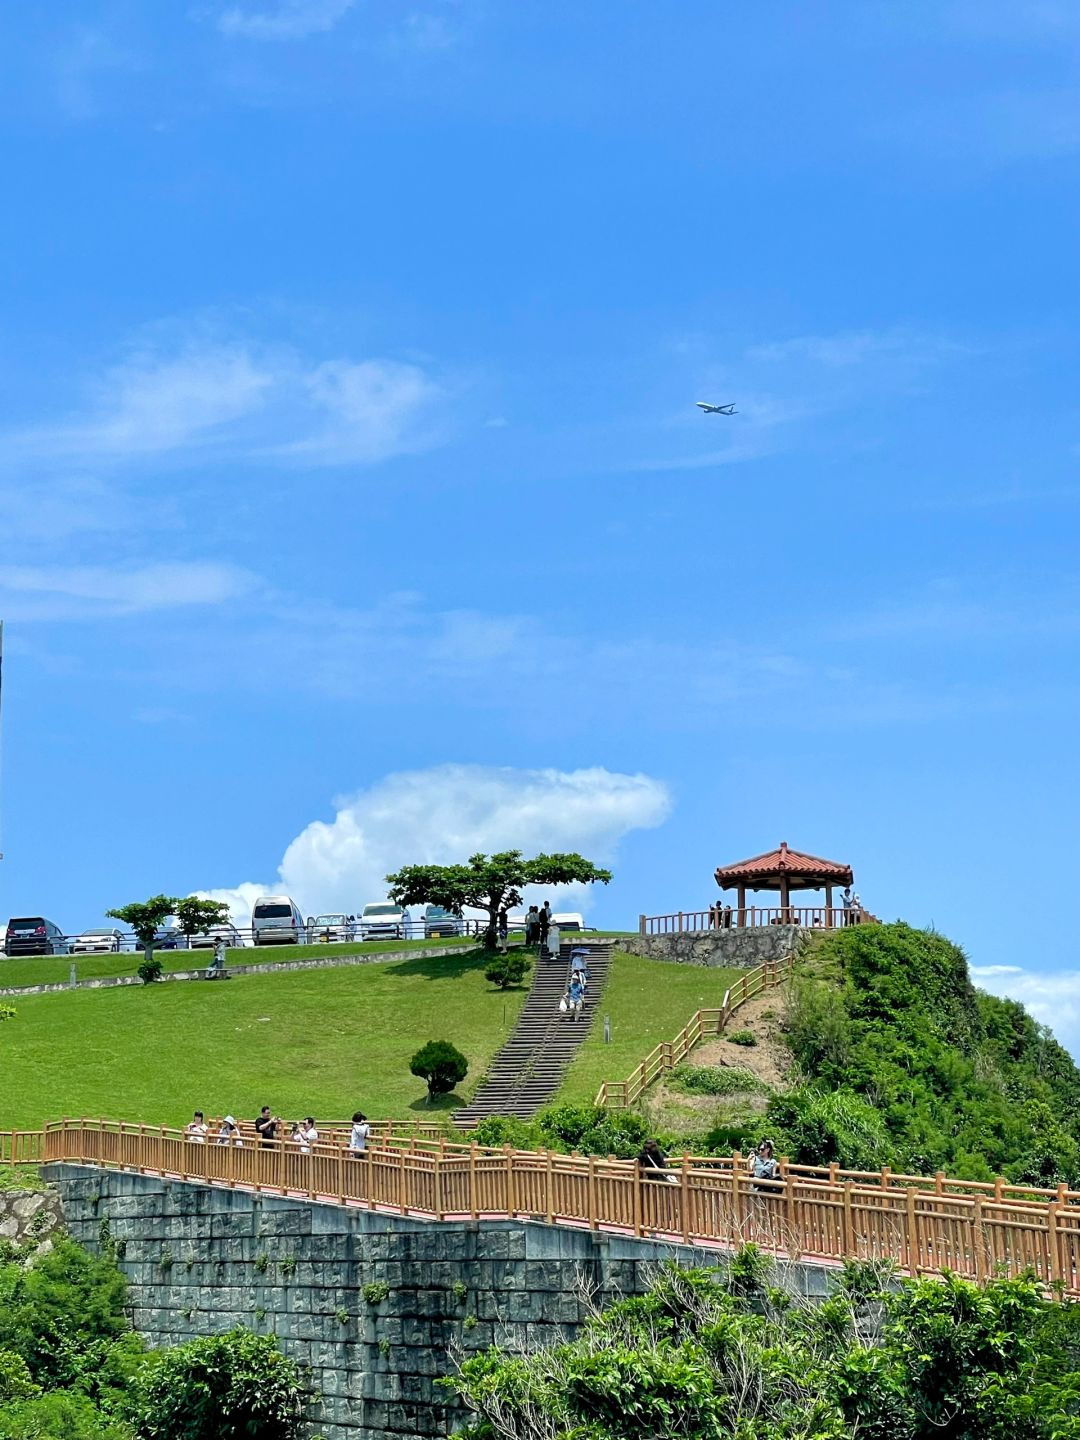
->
[185, 1111, 208, 1143]
[295, 1117, 318, 1154]
[349, 1111, 370, 1157]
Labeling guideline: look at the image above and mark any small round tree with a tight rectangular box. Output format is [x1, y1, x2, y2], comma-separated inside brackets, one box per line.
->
[484, 953, 530, 990]
[410, 1041, 469, 1103]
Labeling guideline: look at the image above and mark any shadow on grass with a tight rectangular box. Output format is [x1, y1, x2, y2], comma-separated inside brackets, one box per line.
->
[407, 1092, 466, 1113]
[386, 946, 531, 982]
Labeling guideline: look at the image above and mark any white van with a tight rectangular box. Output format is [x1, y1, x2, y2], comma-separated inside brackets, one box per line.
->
[553, 912, 586, 932]
[251, 896, 305, 946]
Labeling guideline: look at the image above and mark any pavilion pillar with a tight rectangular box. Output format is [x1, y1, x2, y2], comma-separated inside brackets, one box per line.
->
[780, 875, 790, 924]
[737, 884, 746, 927]
[825, 884, 833, 927]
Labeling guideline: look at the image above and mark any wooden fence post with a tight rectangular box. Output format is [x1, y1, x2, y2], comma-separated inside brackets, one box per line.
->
[680, 1154, 690, 1244]
[469, 1142, 478, 1221]
[588, 1156, 598, 1232]
[906, 1187, 918, 1275]
[504, 1144, 514, 1218]
[842, 1182, 854, 1259]
[639, 914, 646, 936]
[972, 1195, 986, 1281]
[1048, 1201, 1063, 1287]
[545, 1149, 554, 1225]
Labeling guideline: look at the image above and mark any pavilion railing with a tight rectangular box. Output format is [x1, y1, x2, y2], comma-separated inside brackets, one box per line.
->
[595, 955, 795, 1109]
[34, 1117, 1080, 1295]
[639, 906, 876, 935]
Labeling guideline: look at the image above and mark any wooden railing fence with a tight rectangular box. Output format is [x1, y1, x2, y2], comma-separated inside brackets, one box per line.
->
[639, 906, 875, 934]
[595, 954, 795, 1108]
[30, 1118, 1080, 1296]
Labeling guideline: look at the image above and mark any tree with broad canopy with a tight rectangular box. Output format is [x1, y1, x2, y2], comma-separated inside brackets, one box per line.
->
[385, 850, 612, 947]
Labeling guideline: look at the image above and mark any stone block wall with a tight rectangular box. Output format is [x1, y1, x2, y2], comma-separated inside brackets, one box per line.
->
[0, 1185, 64, 1252]
[621, 926, 803, 967]
[48, 1164, 831, 1440]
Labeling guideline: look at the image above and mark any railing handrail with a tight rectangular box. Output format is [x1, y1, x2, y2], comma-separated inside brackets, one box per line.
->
[638, 906, 878, 936]
[29, 1117, 1080, 1295]
[595, 954, 795, 1109]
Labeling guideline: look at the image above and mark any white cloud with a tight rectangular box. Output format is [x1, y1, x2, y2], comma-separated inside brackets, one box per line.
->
[10, 339, 445, 469]
[746, 330, 966, 369]
[275, 358, 443, 464]
[0, 562, 257, 618]
[972, 965, 1080, 1059]
[196, 763, 672, 923]
[218, 0, 356, 41]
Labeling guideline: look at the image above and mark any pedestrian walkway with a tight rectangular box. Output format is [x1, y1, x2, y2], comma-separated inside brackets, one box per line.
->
[453, 941, 614, 1127]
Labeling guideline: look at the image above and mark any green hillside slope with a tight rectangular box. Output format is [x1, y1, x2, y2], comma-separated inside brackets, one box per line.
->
[771, 923, 1080, 1184]
[0, 948, 526, 1129]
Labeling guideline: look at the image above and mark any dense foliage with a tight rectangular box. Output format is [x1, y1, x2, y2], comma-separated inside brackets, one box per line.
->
[447, 1253, 1080, 1440]
[483, 953, 531, 989]
[764, 924, 1080, 1183]
[0, 1241, 306, 1439]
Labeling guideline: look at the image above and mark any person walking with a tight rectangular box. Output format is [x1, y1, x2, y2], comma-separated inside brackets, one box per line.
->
[212, 934, 227, 975]
[566, 973, 585, 1021]
[185, 1111, 208, 1143]
[637, 1139, 670, 1179]
[546, 918, 561, 962]
[254, 1106, 280, 1148]
[349, 1111, 370, 1158]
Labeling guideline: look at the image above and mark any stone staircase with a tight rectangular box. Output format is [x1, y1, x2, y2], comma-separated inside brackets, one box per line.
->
[452, 941, 615, 1128]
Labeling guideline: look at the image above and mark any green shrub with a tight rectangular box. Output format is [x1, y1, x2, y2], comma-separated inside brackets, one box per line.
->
[537, 1103, 650, 1160]
[0, 1350, 37, 1403]
[767, 1086, 889, 1170]
[409, 1041, 469, 1102]
[131, 1328, 305, 1440]
[468, 1116, 540, 1149]
[136, 958, 163, 986]
[0, 1005, 16, 1023]
[783, 979, 851, 1075]
[726, 1029, 757, 1047]
[0, 1389, 134, 1439]
[0, 1239, 130, 1390]
[667, 1065, 766, 1097]
[482, 954, 530, 989]
[362, 1282, 389, 1305]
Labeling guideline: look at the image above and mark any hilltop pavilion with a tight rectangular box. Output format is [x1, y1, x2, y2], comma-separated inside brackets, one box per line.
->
[714, 841, 854, 926]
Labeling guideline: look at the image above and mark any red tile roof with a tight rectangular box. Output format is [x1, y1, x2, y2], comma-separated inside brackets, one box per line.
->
[715, 841, 853, 889]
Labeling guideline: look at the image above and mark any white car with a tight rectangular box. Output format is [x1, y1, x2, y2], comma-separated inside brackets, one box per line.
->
[359, 901, 411, 941]
[552, 912, 587, 932]
[71, 927, 124, 954]
[311, 913, 353, 944]
[188, 923, 244, 950]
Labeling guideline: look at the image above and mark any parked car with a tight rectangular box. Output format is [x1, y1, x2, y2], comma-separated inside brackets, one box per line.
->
[251, 895, 305, 946]
[359, 902, 411, 941]
[423, 905, 463, 939]
[188, 922, 244, 950]
[153, 924, 188, 950]
[4, 916, 68, 956]
[71, 927, 124, 954]
[552, 912, 587, 932]
[311, 914, 353, 944]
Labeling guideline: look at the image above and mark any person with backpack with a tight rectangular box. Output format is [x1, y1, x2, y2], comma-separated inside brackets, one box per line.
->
[349, 1111, 370, 1158]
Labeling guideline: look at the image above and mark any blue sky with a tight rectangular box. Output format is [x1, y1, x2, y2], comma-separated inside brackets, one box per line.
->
[0, 2, 1078, 1042]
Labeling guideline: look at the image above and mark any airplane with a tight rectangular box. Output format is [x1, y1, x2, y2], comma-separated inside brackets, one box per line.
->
[696, 401, 737, 415]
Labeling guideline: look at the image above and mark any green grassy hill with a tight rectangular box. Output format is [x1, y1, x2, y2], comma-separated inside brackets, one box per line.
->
[0, 947, 527, 1130]
[556, 953, 742, 1103]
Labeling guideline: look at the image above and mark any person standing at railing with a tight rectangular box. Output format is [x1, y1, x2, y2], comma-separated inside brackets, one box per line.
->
[294, 1117, 318, 1154]
[185, 1111, 208, 1143]
[349, 1111, 370, 1158]
[497, 908, 509, 953]
[216, 1115, 243, 1146]
[254, 1106, 280, 1148]
[539, 900, 552, 955]
[841, 886, 853, 925]
[637, 1139, 674, 1182]
[747, 1139, 780, 1191]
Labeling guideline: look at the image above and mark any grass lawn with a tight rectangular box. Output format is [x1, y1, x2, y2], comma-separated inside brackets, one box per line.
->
[0, 947, 529, 1130]
[555, 952, 742, 1105]
[0, 933, 474, 989]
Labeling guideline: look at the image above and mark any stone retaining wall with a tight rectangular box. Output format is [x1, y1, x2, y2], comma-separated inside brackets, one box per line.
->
[0, 1186, 64, 1254]
[48, 1164, 833, 1440]
[620, 927, 803, 967]
[0, 944, 460, 998]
